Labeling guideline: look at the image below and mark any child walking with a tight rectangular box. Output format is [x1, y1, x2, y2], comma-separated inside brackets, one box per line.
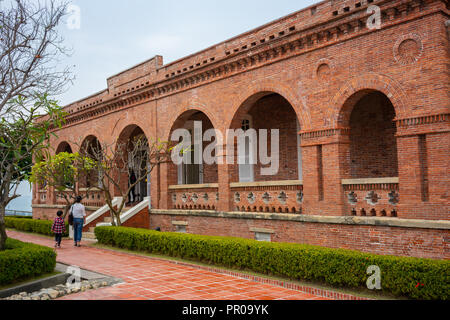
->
[52, 211, 66, 248]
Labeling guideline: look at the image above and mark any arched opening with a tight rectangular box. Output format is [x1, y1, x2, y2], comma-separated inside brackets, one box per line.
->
[228, 92, 303, 214]
[54, 142, 74, 190]
[80, 135, 102, 188]
[347, 91, 398, 178]
[168, 110, 218, 186]
[116, 125, 150, 204]
[56, 142, 72, 154]
[229, 92, 302, 183]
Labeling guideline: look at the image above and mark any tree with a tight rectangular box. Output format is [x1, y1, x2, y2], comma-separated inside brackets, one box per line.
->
[0, 0, 72, 251]
[30, 151, 97, 218]
[0, 0, 73, 114]
[0, 94, 66, 250]
[88, 136, 174, 226]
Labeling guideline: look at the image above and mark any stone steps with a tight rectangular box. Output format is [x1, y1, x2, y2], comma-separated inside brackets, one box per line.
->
[83, 232, 97, 240]
[103, 217, 112, 223]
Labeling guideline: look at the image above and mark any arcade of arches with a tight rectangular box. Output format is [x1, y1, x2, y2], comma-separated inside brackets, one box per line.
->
[32, 0, 450, 259]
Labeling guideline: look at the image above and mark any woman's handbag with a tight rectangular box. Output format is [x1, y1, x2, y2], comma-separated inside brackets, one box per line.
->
[68, 205, 74, 226]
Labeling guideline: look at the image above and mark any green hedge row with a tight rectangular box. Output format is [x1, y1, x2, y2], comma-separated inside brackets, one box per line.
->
[95, 226, 450, 300]
[6, 216, 32, 219]
[5, 217, 69, 237]
[0, 238, 56, 285]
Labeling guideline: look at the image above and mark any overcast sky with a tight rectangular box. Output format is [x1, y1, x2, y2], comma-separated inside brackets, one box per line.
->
[57, 0, 317, 106]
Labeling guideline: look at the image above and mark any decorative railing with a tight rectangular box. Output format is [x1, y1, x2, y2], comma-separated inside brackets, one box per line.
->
[55, 188, 105, 208]
[342, 178, 400, 217]
[230, 180, 303, 214]
[169, 184, 219, 211]
[36, 190, 47, 204]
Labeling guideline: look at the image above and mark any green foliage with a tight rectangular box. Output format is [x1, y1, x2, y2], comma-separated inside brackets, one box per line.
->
[30, 152, 96, 193]
[95, 226, 450, 300]
[6, 216, 32, 219]
[0, 94, 67, 183]
[5, 217, 69, 237]
[0, 238, 56, 285]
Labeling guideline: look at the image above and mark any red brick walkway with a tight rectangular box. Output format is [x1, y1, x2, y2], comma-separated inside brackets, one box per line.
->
[6, 230, 355, 301]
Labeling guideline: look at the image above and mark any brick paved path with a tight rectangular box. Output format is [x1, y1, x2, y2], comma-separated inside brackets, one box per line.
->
[6, 230, 350, 301]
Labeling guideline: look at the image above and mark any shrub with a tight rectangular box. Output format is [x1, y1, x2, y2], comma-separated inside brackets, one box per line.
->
[0, 238, 56, 285]
[5, 215, 32, 219]
[95, 226, 450, 300]
[5, 217, 69, 237]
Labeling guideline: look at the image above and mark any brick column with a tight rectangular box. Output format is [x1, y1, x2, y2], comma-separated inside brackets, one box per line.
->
[217, 144, 233, 212]
[159, 162, 169, 210]
[301, 128, 349, 216]
[149, 168, 159, 209]
[397, 135, 422, 219]
[397, 131, 450, 220]
[47, 186, 55, 205]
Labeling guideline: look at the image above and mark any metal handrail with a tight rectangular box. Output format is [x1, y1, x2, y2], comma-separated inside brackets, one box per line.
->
[5, 210, 33, 217]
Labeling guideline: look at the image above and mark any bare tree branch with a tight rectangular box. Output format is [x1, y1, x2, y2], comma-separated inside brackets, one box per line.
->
[0, 0, 74, 114]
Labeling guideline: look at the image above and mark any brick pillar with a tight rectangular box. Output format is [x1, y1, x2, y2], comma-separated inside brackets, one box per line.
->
[47, 186, 55, 205]
[301, 145, 319, 214]
[217, 144, 233, 212]
[301, 129, 349, 216]
[159, 162, 169, 210]
[426, 132, 450, 220]
[397, 131, 450, 220]
[397, 135, 422, 219]
[150, 168, 159, 209]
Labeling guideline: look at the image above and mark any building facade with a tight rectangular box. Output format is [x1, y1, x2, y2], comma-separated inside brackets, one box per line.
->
[33, 0, 450, 259]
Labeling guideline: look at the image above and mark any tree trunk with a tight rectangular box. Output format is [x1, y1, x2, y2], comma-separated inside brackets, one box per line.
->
[115, 212, 122, 226]
[0, 205, 7, 251]
[63, 203, 72, 219]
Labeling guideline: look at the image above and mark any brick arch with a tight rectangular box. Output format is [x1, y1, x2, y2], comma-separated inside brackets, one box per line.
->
[330, 73, 408, 127]
[226, 80, 312, 131]
[112, 124, 149, 198]
[79, 134, 101, 156]
[111, 123, 149, 153]
[116, 124, 146, 144]
[163, 99, 219, 141]
[54, 141, 74, 155]
[110, 115, 153, 147]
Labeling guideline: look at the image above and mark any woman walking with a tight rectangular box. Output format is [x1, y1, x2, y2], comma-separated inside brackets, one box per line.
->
[71, 196, 86, 247]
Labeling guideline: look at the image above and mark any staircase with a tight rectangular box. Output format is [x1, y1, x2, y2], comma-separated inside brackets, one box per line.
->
[83, 216, 113, 240]
[83, 197, 151, 241]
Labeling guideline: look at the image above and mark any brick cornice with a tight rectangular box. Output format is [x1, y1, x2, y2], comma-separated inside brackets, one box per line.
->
[50, 0, 447, 131]
[300, 127, 350, 146]
[396, 113, 450, 136]
[396, 113, 449, 127]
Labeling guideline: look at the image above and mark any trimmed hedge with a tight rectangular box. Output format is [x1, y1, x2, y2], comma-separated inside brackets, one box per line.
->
[95, 226, 450, 300]
[5, 217, 69, 237]
[0, 238, 56, 285]
[5, 215, 32, 219]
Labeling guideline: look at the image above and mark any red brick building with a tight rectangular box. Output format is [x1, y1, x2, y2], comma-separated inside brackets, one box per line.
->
[33, 0, 450, 260]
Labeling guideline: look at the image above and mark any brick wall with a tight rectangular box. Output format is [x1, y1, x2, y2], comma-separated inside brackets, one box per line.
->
[33, 1, 450, 254]
[150, 213, 450, 260]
